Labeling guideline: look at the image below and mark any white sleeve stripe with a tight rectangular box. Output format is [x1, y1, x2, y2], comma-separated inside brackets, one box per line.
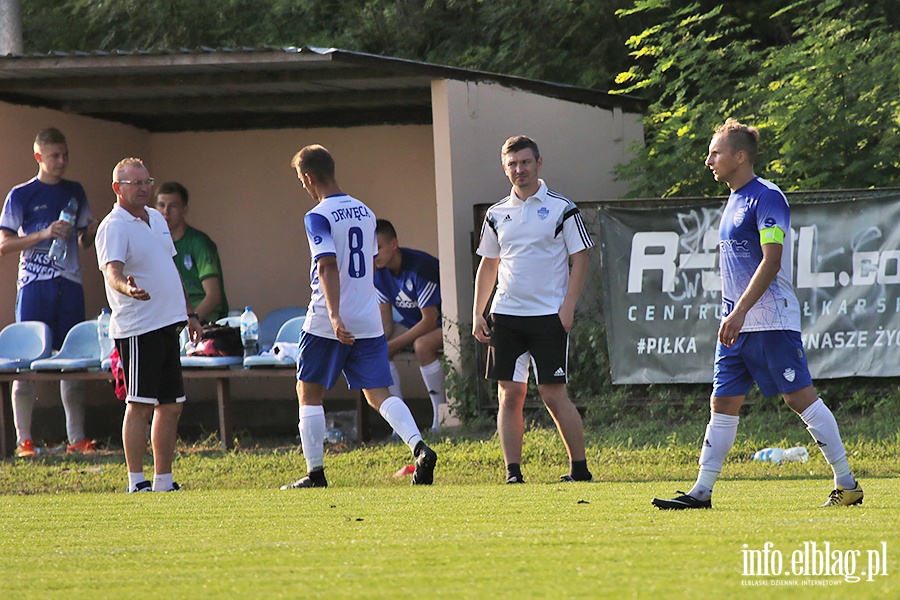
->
[418, 281, 437, 306]
[574, 212, 594, 248]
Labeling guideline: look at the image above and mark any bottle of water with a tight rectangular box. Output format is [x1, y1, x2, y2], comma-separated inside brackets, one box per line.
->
[324, 416, 345, 445]
[97, 308, 114, 361]
[324, 427, 345, 445]
[240, 306, 259, 358]
[751, 446, 809, 464]
[783, 446, 809, 463]
[48, 199, 79, 264]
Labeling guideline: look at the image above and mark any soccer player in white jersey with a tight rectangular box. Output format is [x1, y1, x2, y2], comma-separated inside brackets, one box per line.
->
[281, 144, 437, 489]
[652, 119, 863, 509]
[473, 135, 594, 484]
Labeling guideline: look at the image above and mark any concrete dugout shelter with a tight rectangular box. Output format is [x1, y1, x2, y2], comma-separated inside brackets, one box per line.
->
[0, 46, 644, 420]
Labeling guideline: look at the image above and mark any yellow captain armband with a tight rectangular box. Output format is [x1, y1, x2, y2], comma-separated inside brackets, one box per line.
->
[760, 225, 785, 245]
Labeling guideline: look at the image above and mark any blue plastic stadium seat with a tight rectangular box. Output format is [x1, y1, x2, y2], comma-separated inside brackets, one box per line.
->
[244, 315, 305, 368]
[0, 321, 54, 373]
[30, 320, 101, 371]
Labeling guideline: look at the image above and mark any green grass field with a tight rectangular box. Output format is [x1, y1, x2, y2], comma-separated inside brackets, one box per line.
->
[1, 410, 898, 599]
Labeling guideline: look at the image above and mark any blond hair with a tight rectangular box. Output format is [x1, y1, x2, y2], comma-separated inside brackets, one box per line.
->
[714, 118, 760, 163]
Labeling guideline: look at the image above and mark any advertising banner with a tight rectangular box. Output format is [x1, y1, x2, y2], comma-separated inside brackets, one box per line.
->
[598, 196, 900, 384]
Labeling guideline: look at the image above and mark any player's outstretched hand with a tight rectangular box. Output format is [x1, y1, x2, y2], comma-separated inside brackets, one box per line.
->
[126, 275, 151, 301]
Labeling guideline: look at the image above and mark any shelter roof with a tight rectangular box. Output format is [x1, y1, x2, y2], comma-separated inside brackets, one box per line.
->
[0, 46, 645, 132]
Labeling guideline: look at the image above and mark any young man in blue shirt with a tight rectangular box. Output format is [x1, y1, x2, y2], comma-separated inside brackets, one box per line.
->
[652, 119, 863, 510]
[0, 127, 98, 457]
[374, 219, 445, 431]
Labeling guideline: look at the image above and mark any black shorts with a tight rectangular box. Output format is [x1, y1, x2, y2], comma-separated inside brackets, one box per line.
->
[116, 324, 186, 405]
[485, 314, 568, 385]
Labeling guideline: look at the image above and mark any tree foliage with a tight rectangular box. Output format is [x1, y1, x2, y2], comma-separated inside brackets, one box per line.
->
[613, 0, 900, 197]
[17, 0, 900, 198]
[20, 0, 637, 91]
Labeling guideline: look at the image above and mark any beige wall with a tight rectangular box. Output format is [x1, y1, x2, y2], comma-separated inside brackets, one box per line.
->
[147, 126, 437, 321]
[430, 80, 643, 357]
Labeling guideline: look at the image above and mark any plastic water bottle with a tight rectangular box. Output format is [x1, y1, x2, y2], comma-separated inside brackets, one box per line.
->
[48, 199, 78, 264]
[325, 427, 345, 445]
[783, 446, 810, 463]
[751, 446, 809, 464]
[240, 306, 259, 358]
[97, 308, 114, 360]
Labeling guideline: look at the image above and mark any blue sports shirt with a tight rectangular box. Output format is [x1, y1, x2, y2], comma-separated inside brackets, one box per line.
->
[718, 177, 800, 332]
[374, 248, 441, 329]
[1, 177, 92, 289]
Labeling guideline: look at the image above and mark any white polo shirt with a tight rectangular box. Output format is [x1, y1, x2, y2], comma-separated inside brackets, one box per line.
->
[96, 205, 187, 338]
[477, 180, 593, 316]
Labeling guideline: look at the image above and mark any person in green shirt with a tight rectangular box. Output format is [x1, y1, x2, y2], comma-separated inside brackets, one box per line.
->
[155, 181, 229, 322]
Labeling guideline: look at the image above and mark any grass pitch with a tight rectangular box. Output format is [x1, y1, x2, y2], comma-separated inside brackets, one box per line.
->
[1, 480, 896, 599]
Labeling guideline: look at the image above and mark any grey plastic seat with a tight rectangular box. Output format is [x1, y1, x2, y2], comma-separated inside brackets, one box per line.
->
[257, 306, 306, 353]
[243, 315, 305, 368]
[30, 320, 101, 371]
[0, 321, 54, 372]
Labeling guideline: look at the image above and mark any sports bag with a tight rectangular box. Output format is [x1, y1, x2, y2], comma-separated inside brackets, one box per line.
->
[186, 324, 243, 357]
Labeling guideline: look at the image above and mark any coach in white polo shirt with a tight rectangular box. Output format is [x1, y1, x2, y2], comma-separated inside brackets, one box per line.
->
[96, 157, 202, 493]
[473, 135, 594, 485]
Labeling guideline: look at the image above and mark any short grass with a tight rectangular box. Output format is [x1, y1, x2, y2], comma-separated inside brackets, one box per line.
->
[1, 406, 898, 599]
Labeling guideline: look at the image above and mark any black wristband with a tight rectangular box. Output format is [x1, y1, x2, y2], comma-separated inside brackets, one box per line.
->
[187, 313, 200, 321]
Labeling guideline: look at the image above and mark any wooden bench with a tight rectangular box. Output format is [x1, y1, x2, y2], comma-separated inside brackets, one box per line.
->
[0, 368, 373, 458]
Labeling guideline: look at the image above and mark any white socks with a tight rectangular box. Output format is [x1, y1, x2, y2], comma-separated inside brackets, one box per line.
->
[127, 472, 175, 492]
[378, 395, 423, 452]
[128, 472, 147, 491]
[388, 361, 403, 398]
[298, 405, 326, 472]
[12, 380, 35, 444]
[12, 379, 87, 445]
[687, 399, 856, 499]
[800, 398, 854, 489]
[153, 473, 175, 492]
[61, 379, 87, 444]
[689, 412, 739, 500]
[419, 360, 446, 431]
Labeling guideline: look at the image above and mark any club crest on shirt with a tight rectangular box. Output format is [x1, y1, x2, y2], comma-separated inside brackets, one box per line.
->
[732, 207, 746, 227]
[537, 207, 550, 220]
[783, 368, 796, 382]
[183, 253, 193, 270]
